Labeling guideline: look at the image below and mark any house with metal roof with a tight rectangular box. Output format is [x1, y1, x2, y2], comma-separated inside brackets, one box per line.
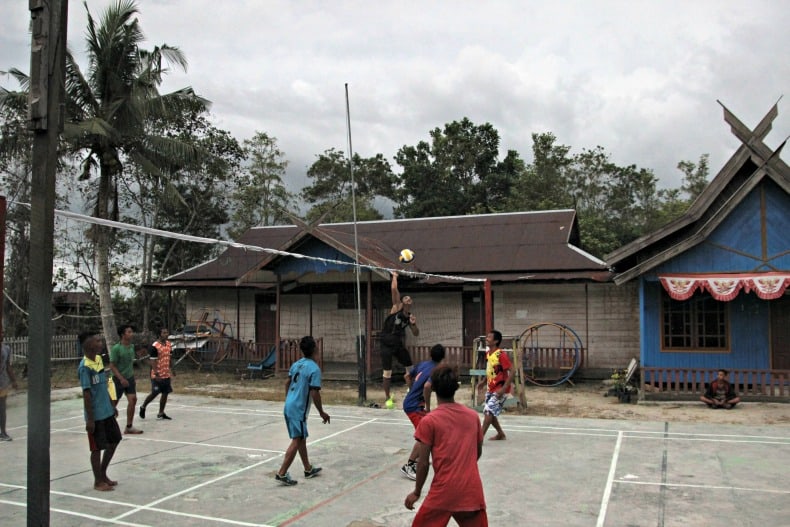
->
[150, 209, 639, 379]
[606, 102, 790, 400]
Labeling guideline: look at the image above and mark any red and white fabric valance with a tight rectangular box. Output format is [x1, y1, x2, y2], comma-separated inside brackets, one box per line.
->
[659, 273, 790, 302]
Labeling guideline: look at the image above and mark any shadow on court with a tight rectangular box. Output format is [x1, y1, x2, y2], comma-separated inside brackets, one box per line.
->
[0, 390, 788, 526]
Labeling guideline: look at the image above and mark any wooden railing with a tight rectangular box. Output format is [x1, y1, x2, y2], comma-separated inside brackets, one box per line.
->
[642, 367, 790, 399]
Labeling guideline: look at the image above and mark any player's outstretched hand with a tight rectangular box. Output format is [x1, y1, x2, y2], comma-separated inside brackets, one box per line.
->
[320, 410, 330, 424]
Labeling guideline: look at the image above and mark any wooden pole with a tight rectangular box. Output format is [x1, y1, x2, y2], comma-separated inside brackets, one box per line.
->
[27, 1, 68, 524]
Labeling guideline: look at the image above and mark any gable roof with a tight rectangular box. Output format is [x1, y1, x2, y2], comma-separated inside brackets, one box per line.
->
[606, 102, 790, 285]
[154, 209, 611, 289]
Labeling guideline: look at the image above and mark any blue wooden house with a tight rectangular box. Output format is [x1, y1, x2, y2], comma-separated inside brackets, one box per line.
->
[606, 103, 790, 400]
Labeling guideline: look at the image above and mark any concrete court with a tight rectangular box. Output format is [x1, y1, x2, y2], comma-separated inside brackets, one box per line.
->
[0, 390, 789, 527]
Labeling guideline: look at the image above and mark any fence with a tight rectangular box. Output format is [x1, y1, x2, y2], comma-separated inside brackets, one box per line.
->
[5, 334, 80, 362]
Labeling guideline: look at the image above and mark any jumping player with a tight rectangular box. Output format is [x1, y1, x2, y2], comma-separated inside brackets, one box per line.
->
[380, 272, 420, 407]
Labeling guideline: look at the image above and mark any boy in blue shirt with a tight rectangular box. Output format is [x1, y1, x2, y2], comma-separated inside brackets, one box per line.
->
[275, 336, 330, 486]
[400, 344, 446, 480]
[78, 332, 122, 491]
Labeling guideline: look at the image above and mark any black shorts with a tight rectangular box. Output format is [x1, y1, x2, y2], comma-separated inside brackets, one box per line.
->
[151, 378, 173, 395]
[113, 376, 137, 396]
[87, 417, 122, 451]
[380, 340, 413, 371]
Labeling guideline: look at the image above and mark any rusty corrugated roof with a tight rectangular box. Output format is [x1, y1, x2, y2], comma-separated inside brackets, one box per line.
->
[156, 210, 611, 286]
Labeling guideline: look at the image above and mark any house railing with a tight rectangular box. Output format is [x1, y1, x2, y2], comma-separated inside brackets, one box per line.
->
[642, 367, 790, 399]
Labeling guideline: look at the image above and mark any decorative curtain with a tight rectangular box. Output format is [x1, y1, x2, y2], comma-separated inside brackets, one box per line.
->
[659, 273, 790, 302]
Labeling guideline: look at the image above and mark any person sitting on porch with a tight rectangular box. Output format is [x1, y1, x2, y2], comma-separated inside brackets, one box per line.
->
[700, 369, 741, 409]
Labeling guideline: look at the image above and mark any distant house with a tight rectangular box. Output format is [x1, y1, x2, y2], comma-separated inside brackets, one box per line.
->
[52, 291, 98, 334]
[149, 210, 639, 377]
[606, 103, 790, 399]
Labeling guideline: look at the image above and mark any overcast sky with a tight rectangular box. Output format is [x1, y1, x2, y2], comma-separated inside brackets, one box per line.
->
[2, 1, 788, 206]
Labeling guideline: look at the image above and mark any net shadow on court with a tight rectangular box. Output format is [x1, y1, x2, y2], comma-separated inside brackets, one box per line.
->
[1, 391, 789, 526]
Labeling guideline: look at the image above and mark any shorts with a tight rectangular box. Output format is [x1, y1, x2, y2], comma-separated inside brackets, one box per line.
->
[113, 376, 137, 397]
[284, 415, 308, 440]
[412, 507, 488, 527]
[87, 417, 122, 451]
[484, 391, 508, 417]
[0, 387, 10, 398]
[151, 378, 173, 395]
[406, 409, 427, 428]
[380, 340, 413, 371]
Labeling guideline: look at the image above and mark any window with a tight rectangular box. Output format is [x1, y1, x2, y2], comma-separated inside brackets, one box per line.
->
[661, 291, 728, 351]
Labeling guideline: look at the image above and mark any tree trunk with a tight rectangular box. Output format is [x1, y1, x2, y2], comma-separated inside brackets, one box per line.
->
[96, 161, 117, 347]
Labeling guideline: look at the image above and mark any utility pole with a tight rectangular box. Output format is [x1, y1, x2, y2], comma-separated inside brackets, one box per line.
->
[27, 1, 68, 525]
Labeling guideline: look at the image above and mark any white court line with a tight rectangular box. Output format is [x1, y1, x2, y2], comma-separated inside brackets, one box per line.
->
[123, 435, 285, 454]
[0, 499, 153, 527]
[111, 418, 379, 525]
[596, 430, 623, 527]
[613, 479, 790, 494]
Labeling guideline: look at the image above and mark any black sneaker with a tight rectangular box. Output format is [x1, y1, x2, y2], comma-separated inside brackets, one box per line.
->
[400, 463, 417, 480]
[157, 413, 172, 420]
[139, 406, 146, 419]
[275, 472, 297, 486]
[304, 466, 322, 478]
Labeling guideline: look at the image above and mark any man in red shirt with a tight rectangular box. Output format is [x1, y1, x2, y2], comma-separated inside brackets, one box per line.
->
[404, 365, 487, 526]
[139, 327, 175, 420]
[476, 330, 513, 440]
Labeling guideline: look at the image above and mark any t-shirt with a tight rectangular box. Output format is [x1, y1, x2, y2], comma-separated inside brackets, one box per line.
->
[485, 347, 513, 393]
[149, 340, 172, 379]
[402, 360, 438, 413]
[109, 342, 136, 379]
[284, 358, 322, 422]
[381, 310, 412, 345]
[78, 355, 115, 421]
[705, 380, 736, 402]
[414, 402, 485, 512]
[0, 344, 13, 390]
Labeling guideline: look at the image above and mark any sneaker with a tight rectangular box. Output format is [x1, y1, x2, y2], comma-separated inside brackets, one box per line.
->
[124, 426, 143, 435]
[304, 466, 322, 479]
[157, 413, 172, 420]
[275, 472, 297, 486]
[385, 397, 395, 410]
[139, 406, 146, 419]
[0, 433, 12, 442]
[400, 463, 416, 480]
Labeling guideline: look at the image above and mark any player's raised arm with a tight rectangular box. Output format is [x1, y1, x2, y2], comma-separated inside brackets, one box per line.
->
[390, 272, 402, 313]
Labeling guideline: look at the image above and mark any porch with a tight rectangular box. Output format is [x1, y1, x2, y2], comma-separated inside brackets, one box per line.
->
[642, 367, 790, 402]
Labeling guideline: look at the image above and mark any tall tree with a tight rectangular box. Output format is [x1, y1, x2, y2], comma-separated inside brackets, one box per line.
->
[302, 148, 396, 223]
[59, 0, 209, 345]
[0, 74, 33, 336]
[394, 118, 521, 217]
[228, 131, 293, 239]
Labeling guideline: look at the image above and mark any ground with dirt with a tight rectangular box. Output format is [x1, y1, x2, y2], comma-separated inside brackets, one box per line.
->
[167, 370, 790, 426]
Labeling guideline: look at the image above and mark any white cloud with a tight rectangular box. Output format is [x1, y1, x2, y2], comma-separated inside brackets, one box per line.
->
[1, 0, 787, 200]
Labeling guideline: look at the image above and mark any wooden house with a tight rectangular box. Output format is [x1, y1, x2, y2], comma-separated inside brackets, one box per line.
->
[606, 103, 790, 400]
[149, 210, 639, 379]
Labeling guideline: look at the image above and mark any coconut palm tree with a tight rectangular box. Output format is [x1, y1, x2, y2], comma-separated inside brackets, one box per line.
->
[61, 0, 209, 344]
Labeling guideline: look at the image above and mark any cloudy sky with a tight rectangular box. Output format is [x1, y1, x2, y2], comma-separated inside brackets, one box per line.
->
[2, 0, 788, 205]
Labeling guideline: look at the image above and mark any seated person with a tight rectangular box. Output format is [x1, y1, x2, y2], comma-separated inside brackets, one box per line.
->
[700, 369, 741, 409]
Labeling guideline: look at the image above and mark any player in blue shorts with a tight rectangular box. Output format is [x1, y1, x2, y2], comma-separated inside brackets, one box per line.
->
[275, 336, 330, 486]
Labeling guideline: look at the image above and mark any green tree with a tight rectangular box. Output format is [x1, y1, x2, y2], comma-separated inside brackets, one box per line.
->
[228, 132, 293, 239]
[302, 148, 396, 223]
[58, 0, 209, 345]
[394, 118, 521, 217]
[505, 132, 573, 212]
[677, 154, 710, 202]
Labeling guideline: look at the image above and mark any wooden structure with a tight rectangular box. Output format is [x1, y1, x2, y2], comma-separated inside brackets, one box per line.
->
[607, 102, 790, 400]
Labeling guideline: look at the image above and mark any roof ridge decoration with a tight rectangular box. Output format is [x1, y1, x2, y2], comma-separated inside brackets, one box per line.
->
[608, 101, 789, 284]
